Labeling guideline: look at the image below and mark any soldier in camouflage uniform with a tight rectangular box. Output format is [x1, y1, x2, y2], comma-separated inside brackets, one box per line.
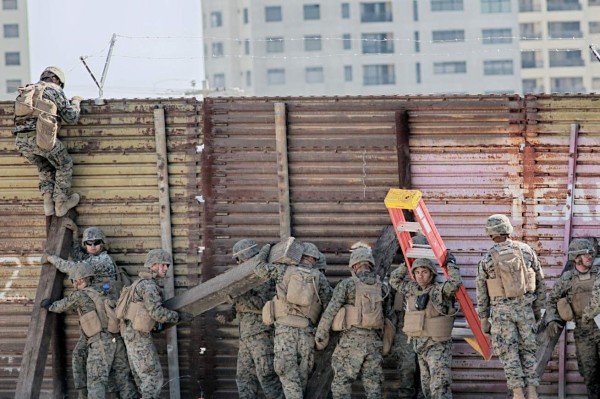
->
[120, 249, 193, 399]
[476, 214, 545, 399]
[548, 238, 600, 398]
[13, 66, 82, 217]
[42, 264, 137, 398]
[315, 243, 390, 399]
[390, 253, 461, 399]
[255, 242, 333, 399]
[216, 239, 284, 399]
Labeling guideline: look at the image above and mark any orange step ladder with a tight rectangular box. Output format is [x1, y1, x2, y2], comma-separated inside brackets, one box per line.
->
[384, 188, 492, 360]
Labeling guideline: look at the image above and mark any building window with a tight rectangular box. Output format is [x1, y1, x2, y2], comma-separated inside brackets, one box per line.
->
[416, 62, 421, 83]
[266, 37, 284, 53]
[484, 59, 514, 75]
[548, 22, 582, 39]
[246, 71, 252, 86]
[481, 0, 511, 13]
[342, 2, 350, 18]
[5, 51, 20, 66]
[520, 23, 543, 40]
[482, 28, 512, 44]
[210, 11, 223, 27]
[414, 31, 420, 52]
[243, 8, 249, 24]
[591, 0, 600, 5]
[593, 77, 600, 90]
[434, 61, 467, 74]
[360, 2, 393, 22]
[6, 78, 20, 93]
[521, 50, 544, 68]
[267, 68, 285, 85]
[519, 0, 542, 11]
[344, 65, 353, 81]
[244, 39, 250, 55]
[413, 0, 419, 20]
[3, 23, 18, 38]
[265, 6, 282, 22]
[432, 30, 465, 43]
[305, 67, 324, 83]
[549, 50, 584, 67]
[522, 78, 544, 93]
[431, 0, 464, 11]
[304, 35, 322, 51]
[362, 33, 394, 53]
[590, 21, 600, 34]
[211, 42, 224, 57]
[551, 77, 584, 92]
[547, 0, 581, 11]
[342, 34, 352, 50]
[304, 4, 320, 20]
[363, 64, 395, 85]
[213, 73, 225, 90]
[2, 0, 17, 10]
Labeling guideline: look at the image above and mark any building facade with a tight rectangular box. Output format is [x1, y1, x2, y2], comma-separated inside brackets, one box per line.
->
[0, 0, 29, 101]
[202, 0, 600, 96]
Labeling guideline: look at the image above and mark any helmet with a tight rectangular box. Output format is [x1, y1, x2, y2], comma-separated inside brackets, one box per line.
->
[144, 249, 173, 268]
[485, 214, 513, 237]
[302, 242, 321, 260]
[568, 238, 595, 261]
[81, 227, 106, 247]
[232, 239, 258, 261]
[411, 258, 437, 276]
[69, 263, 95, 280]
[40, 66, 66, 87]
[349, 242, 375, 268]
[412, 234, 428, 246]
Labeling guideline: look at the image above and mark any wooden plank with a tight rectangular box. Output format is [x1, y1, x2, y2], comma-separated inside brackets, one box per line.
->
[15, 211, 76, 398]
[275, 102, 291, 240]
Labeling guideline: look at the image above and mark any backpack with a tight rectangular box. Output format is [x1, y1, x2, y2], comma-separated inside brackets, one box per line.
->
[83, 287, 120, 334]
[115, 278, 144, 320]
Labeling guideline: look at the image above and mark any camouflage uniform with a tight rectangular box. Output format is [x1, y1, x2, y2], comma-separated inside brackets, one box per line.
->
[316, 270, 389, 399]
[549, 265, 600, 397]
[219, 279, 283, 399]
[476, 239, 545, 391]
[14, 81, 80, 202]
[389, 260, 463, 399]
[255, 259, 332, 399]
[48, 287, 136, 398]
[122, 271, 179, 399]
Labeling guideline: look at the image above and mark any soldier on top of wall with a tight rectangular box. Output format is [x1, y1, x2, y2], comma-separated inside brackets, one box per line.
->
[476, 214, 545, 399]
[216, 239, 284, 399]
[14, 66, 82, 217]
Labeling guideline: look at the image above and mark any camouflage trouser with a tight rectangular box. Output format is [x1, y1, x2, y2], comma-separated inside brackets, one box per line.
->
[331, 328, 383, 399]
[15, 134, 73, 202]
[87, 333, 137, 399]
[73, 335, 88, 390]
[573, 322, 600, 398]
[237, 331, 284, 399]
[490, 303, 539, 389]
[273, 325, 315, 399]
[393, 320, 420, 399]
[122, 322, 163, 399]
[414, 338, 453, 399]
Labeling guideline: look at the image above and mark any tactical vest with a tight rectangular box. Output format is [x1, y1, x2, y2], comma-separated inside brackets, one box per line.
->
[402, 288, 455, 342]
[265, 266, 322, 328]
[486, 245, 536, 299]
[78, 287, 120, 338]
[14, 82, 59, 150]
[569, 272, 595, 318]
[393, 290, 405, 312]
[332, 276, 384, 331]
[116, 275, 156, 333]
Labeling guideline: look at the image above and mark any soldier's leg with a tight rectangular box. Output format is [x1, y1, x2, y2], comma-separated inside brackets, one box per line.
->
[515, 309, 540, 388]
[393, 329, 418, 399]
[250, 332, 284, 399]
[491, 313, 526, 390]
[237, 338, 260, 399]
[331, 335, 365, 399]
[72, 335, 89, 391]
[424, 341, 453, 399]
[86, 338, 115, 398]
[297, 328, 316, 391]
[273, 328, 303, 399]
[416, 352, 431, 399]
[123, 324, 163, 399]
[110, 337, 138, 399]
[45, 138, 73, 201]
[15, 136, 55, 195]
[361, 341, 384, 399]
[574, 326, 600, 398]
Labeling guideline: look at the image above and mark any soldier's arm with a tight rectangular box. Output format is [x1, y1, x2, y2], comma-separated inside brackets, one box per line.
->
[582, 273, 600, 322]
[317, 272, 333, 308]
[545, 274, 570, 323]
[475, 259, 491, 319]
[53, 89, 81, 124]
[70, 241, 87, 262]
[316, 280, 347, 333]
[389, 263, 409, 293]
[254, 259, 286, 281]
[51, 256, 80, 276]
[525, 245, 546, 314]
[442, 261, 463, 297]
[141, 281, 179, 324]
[48, 292, 79, 314]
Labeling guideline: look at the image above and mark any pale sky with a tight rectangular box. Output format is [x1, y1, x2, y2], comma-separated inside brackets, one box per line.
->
[28, 1, 205, 100]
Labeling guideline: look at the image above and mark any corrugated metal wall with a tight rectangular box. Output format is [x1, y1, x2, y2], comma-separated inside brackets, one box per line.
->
[0, 98, 202, 397]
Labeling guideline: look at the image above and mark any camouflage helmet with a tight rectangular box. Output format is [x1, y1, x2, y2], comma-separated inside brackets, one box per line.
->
[411, 258, 438, 276]
[40, 66, 66, 87]
[412, 234, 428, 246]
[232, 239, 259, 261]
[485, 214, 513, 237]
[144, 249, 173, 268]
[568, 238, 595, 261]
[81, 227, 106, 247]
[302, 242, 321, 260]
[349, 242, 375, 268]
[69, 263, 95, 281]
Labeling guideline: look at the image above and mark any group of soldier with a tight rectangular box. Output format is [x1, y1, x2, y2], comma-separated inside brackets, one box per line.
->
[12, 66, 600, 398]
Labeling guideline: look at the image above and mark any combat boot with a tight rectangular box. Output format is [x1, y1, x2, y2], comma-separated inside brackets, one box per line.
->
[55, 193, 79, 217]
[526, 385, 539, 399]
[512, 387, 526, 399]
[42, 192, 54, 216]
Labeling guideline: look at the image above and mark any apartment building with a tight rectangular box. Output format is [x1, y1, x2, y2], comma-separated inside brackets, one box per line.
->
[202, 0, 600, 96]
[0, 0, 29, 100]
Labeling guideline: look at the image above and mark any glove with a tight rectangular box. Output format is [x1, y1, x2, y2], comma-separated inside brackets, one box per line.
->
[314, 330, 329, 350]
[480, 318, 491, 334]
[547, 321, 563, 336]
[178, 312, 194, 323]
[40, 298, 53, 309]
[256, 244, 271, 262]
[215, 313, 227, 324]
[71, 96, 84, 104]
[42, 254, 59, 265]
